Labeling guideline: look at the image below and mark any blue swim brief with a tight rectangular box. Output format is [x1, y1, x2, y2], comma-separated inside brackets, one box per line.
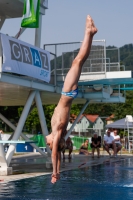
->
[61, 87, 78, 99]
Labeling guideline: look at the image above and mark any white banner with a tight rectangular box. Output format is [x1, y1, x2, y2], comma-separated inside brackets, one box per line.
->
[1, 33, 51, 82]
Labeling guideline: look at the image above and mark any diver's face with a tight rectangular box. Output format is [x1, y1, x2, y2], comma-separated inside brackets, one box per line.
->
[46, 134, 53, 150]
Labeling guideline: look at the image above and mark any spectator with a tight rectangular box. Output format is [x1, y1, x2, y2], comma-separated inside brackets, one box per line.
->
[104, 129, 116, 157]
[110, 128, 114, 137]
[113, 129, 122, 155]
[91, 132, 101, 158]
[79, 139, 91, 155]
[62, 137, 73, 159]
[0, 130, 4, 140]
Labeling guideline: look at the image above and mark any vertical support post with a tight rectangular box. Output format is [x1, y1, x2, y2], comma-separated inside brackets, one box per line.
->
[0, 17, 5, 30]
[35, 91, 51, 154]
[118, 48, 120, 64]
[65, 100, 90, 140]
[6, 91, 36, 166]
[0, 134, 7, 167]
[35, 14, 42, 47]
[0, 35, 2, 75]
[128, 121, 130, 153]
[62, 52, 64, 75]
[0, 134, 12, 175]
[54, 44, 57, 89]
[54, 54, 57, 91]
[79, 128, 80, 137]
[104, 39, 106, 77]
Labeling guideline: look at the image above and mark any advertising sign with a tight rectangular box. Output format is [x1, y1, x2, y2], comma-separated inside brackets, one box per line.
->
[1, 34, 51, 83]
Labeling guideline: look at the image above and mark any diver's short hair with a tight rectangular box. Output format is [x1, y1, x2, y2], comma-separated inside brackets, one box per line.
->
[58, 138, 66, 152]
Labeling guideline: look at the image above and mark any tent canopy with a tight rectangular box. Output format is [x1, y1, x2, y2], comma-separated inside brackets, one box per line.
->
[106, 118, 133, 129]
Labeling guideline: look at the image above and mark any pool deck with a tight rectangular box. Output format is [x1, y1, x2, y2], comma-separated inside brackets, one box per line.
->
[0, 152, 132, 183]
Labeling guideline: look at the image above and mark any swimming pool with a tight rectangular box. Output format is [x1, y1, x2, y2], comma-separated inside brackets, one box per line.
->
[0, 157, 133, 200]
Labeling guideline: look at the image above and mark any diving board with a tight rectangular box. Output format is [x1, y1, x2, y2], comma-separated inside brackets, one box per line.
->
[78, 76, 133, 86]
[0, 140, 37, 144]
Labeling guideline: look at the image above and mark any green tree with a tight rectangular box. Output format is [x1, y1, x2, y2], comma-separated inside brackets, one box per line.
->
[113, 91, 133, 120]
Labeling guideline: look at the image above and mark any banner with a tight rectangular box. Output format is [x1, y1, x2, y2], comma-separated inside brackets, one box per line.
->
[21, 0, 40, 28]
[1, 34, 51, 83]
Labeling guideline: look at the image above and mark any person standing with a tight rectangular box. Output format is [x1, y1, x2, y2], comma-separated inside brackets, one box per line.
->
[62, 137, 73, 159]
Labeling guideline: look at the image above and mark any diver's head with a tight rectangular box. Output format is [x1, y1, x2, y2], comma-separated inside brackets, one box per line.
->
[46, 134, 66, 151]
[46, 134, 53, 150]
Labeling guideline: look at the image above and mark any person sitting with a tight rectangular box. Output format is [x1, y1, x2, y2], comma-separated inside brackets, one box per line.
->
[104, 129, 116, 157]
[110, 128, 115, 137]
[91, 132, 101, 158]
[79, 139, 90, 155]
[62, 137, 73, 159]
[113, 129, 122, 155]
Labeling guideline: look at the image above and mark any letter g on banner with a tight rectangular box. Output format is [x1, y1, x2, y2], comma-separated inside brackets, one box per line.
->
[9, 40, 22, 62]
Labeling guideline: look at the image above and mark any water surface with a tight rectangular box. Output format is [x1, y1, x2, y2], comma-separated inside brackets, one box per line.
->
[0, 158, 133, 200]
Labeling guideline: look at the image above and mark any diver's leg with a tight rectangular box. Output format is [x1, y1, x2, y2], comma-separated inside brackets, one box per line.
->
[63, 15, 97, 92]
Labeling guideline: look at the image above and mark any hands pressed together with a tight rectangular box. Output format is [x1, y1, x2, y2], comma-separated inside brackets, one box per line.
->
[51, 173, 60, 184]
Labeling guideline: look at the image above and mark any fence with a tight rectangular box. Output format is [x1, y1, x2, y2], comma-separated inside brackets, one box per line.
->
[44, 40, 106, 85]
[71, 136, 92, 150]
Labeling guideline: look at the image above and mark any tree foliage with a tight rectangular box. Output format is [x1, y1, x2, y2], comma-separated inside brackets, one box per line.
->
[107, 44, 133, 70]
[0, 91, 133, 132]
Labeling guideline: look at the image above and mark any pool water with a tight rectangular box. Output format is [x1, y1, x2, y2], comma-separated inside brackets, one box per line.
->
[0, 158, 133, 200]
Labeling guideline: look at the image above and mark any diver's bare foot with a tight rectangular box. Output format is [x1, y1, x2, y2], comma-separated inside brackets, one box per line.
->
[86, 15, 98, 36]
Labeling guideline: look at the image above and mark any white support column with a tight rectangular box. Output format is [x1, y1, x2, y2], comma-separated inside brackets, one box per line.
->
[6, 91, 36, 166]
[0, 135, 12, 175]
[0, 34, 2, 74]
[0, 17, 5, 30]
[0, 113, 46, 156]
[65, 101, 90, 140]
[34, 14, 42, 47]
[35, 91, 51, 154]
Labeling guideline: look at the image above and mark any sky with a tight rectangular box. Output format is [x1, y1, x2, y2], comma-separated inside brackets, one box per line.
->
[1, 0, 133, 48]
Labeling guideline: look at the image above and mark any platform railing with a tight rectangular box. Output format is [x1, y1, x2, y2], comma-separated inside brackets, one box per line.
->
[0, 37, 2, 74]
[44, 40, 106, 86]
[44, 41, 125, 87]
